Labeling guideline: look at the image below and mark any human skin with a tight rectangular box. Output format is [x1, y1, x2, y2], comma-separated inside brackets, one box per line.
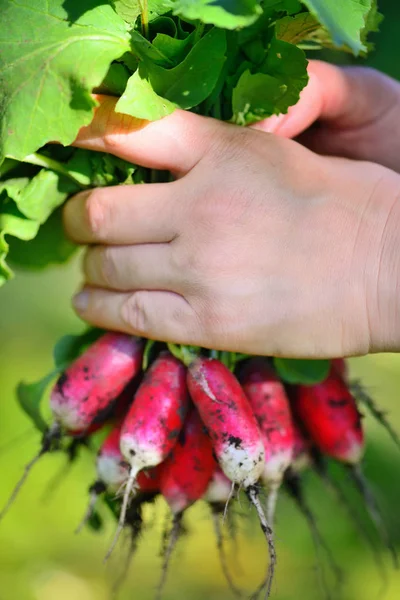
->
[63, 64, 400, 359]
[256, 60, 400, 173]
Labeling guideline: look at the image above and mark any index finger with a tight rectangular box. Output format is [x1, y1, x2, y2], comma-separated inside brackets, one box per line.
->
[73, 95, 224, 176]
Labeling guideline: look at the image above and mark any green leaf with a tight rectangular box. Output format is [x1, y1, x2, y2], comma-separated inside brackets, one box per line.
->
[116, 70, 177, 120]
[275, 13, 320, 45]
[53, 328, 104, 369]
[8, 207, 78, 271]
[117, 28, 226, 118]
[274, 358, 330, 385]
[113, 0, 142, 23]
[232, 38, 308, 124]
[94, 62, 131, 96]
[13, 170, 77, 223]
[232, 70, 285, 124]
[151, 30, 196, 66]
[130, 30, 175, 67]
[113, 0, 173, 24]
[0, 0, 130, 164]
[173, 0, 262, 30]
[264, 0, 302, 13]
[17, 371, 58, 432]
[260, 38, 308, 112]
[301, 0, 373, 55]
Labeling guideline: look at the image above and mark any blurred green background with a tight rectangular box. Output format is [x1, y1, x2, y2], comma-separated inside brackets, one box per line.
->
[1, 2, 400, 599]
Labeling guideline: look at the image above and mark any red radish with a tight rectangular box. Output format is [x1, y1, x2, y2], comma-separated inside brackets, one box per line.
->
[0, 334, 143, 522]
[157, 407, 216, 598]
[292, 374, 397, 566]
[240, 358, 295, 524]
[76, 421, 163, 533]
[187, 357, 275, 599]
[107, 351, 188, 558]
[331, 358, 348, 381]
[292, 374, 364, 465]
[51, 333, 143, 432]
[160, 408, 215, 514]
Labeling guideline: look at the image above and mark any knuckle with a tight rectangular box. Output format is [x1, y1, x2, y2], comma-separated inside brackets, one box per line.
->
[99, 247, 118, 288]
[85, 191, 109, 240]
[121, 291, 151, 334]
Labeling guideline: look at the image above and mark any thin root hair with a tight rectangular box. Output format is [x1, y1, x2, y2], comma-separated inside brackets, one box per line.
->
[247, 486, 276, 600]
[348, 464, 399, 570]
[211, 507, 243, 598]
[155, 513, 183, 600]
[104, 469, 138, 563]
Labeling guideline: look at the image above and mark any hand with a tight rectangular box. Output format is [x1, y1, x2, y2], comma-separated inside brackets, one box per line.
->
[256, 61, 400, 173]
[63, 96, 400, 358]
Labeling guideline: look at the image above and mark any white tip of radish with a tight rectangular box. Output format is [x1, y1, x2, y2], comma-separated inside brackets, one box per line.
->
[343, 440, 364, 465]
[219, 441, 265, 488]
[262, 450, 292, 486]
[96, 455, 129, 493]
[120, 435, 165, 472]
[104, 468, 139, 562]
[50, 395, 86, 431]
[204, 472, 233, 504]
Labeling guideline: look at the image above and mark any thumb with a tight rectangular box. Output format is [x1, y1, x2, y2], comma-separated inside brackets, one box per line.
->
[73, 95, 224, 175]
[253, 60, 400, 140]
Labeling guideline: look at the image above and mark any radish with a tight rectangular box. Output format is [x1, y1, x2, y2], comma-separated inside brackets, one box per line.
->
[292, 373, 398, 566]
[160, 407, 216, 515]
[107, 351, 188, 558]
[187, 357, 275, 599]
[331, 358, 348, 381]
[240, 358, 295, 524]
[50, 333, 143, 433]
[77, 421, 163, 534]
[0, 336, 143, 522]
[292, 374, 364, 465]
[157, 407, 216, 598]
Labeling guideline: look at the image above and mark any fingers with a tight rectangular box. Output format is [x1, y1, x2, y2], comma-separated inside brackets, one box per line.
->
[253, 60, 400, 139]
[63, 181, 181, 245]
[74, 95, 225, 176]
[72, 287, 201, 344]
[83, 243, 180, 292]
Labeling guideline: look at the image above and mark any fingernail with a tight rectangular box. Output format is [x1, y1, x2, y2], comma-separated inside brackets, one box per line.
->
[73, 290, 89, 312]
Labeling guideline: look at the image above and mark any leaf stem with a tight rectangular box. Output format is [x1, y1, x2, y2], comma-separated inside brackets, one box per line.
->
[22, 153, 87, 189]
[139, 0, 149, 39]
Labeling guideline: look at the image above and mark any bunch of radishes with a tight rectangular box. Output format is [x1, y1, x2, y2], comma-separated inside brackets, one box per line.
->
[2, 332, 398, 599]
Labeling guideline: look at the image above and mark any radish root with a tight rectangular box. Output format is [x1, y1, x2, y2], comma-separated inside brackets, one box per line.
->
[350, 381, 400, 451]
[104, 469, 138, 562]
[348, 464, 398, 569]
[211, 506, 243, 598]
[247, 486, 276, 599]
[156, 513, 183, 600]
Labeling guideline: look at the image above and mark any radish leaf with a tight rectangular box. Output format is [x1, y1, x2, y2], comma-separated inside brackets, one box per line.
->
[0, 0, 130, 164]
[274, 358, 330, 384]
[301, 0, 373, 55]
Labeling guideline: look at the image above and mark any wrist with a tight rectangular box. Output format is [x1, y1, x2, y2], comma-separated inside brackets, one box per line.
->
[362, 167, 400, 352]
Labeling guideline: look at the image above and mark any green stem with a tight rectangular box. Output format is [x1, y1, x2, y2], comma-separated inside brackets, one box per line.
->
[139, 0, 149, 39]
[194, 22, 205, 45]
[167, 343, 200, 367]
[22, 153, 87, 189]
